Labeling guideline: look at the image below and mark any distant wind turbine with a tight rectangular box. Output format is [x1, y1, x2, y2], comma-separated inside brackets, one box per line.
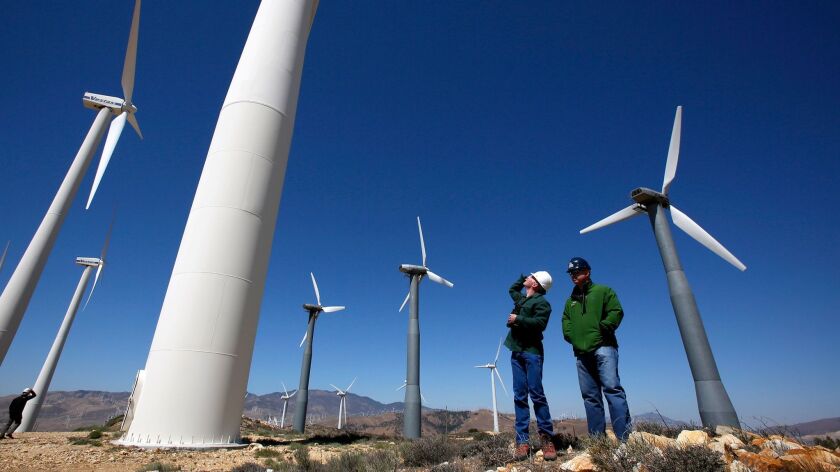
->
[398, 217, 454, 438]
[0, 0, 142, 366]
[474, 338, 508, 433]
[18, 222, 113, 432]
[580, 106, 743, 429]
[330, 377, 356, 430]
[293, 273, 346, 433]
[279, 382, 297, 428]
[396, 379, 427, 404]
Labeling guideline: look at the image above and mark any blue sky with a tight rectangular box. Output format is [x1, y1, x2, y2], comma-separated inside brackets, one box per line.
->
[1, 1, 838, 427]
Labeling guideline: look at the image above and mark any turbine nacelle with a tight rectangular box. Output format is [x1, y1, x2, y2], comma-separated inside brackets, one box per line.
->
[75, 257, 103, 268]
[302, 303, 322, 313]
[630, 187, 668, 206]
[82, 93, 137, 115]
[399, 264, 427, 276]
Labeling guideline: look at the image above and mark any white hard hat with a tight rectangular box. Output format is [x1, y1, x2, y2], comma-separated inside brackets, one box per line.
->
[22, 387, 34, 394]
[530, 271, 553, 292]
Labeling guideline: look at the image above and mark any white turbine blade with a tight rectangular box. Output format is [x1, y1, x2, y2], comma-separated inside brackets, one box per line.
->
[127, 113, 143, 139]
[580, 204, 645, 234]
[494, 337, 503, 364]
[670, 205, 747, 271]
[282, 382, 289, 397]
[322, 306, 345, 313]
[399, 290, 411, 312]
[310, 272, 321, 306]
[0, 241, 9, 272]
[662, 106, 682, 195]
[474, 365, 486, 368]
[346, 377, 356, 392]
[425, 270, 454, 288]
[289, 390, 297, 397]
[299, 331, 308, 348]
[494, 368, 509, 397]
[100, 215, 116, 261]
[420, 392, 427, 404]
[417, 216, 426, 267]
[329, 384, 343, 394]
[396, 381, 406, 391]
[83, 264, 104, 311]
[121, 0, 141, 103]
[86, 113, 127, 210]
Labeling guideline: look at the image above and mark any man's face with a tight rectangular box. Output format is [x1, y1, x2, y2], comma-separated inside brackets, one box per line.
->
[524, 275, 539, 289]
[569, 269, 590, 286]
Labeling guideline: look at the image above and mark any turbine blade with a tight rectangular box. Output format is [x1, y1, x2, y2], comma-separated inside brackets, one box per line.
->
[321, 306, 345, 313]
[399, 291, 411, 312]
[290, 390, 297, 397]
[494, 337, 503, 364]
[580, 204, 645, 234]
[474, 365, 485, 368]
[282, 382, 288, 397]
[86, 113, 126, 210]
[121, 0, 141, 103]
[310, 272, 321, 306]
[127, 113, 143, 139]
[100, 213, 116, 260]
[425, 270, 454, 288]
[420, 392, 427, 404]
[417, 216, 426, 267]
[83, 264, 104, 311]
[396, 382, 406, 391]
[669, 205, 746, 271]
[299, 331, 307, 348]
[662, 106, 682, 195]
[494, 368, 509, 397]
[0, 241, 9, 272]
[346, 377, 356, 392]
[329, 384, 342, 394]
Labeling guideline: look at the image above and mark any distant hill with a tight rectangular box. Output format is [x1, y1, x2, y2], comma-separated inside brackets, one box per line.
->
[632, 412, 689, 427]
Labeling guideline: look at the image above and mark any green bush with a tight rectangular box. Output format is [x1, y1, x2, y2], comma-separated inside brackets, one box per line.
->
[87, 429, 103, 439]
[68, 437, 102, 447]
[136, 462, 181, 472]
[647, 445, 725, 472]
[254, 448, 282, 458]
[294, 446, 316, 471]
[814, 435, 840, 449]
[400, 435, 458, 467]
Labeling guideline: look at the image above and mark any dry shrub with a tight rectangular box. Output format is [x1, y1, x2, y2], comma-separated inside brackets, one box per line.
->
[633, 421, 683, 439]
[586, 435, 657, 472]
[321, 450, 399, 472]
[136, 462, 181, 472]
[459, 432, 513, 468]
[647, 445, 725, 472]
[429, 461, 464, 472]
[400, 435, 458, 467]
[254, 448, 282, 458]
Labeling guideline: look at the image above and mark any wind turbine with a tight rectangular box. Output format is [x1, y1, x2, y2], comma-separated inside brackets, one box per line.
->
[474, 338, 508, 433]
[397, 380, 428, 406]
[292, 273, 346, 433]
[0, 241, 9, 273]
[580, 106, 744, 428]
[18, 223, 113, 432]
[279, 382, 297, 428]
[330, 377, 356, 430]
[0, 0, 142, 366]
[398, 216, 454, 438]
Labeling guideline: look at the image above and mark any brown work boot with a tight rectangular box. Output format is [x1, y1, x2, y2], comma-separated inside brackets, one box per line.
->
[513, 442, 530, 461]
[540, 434, 557, 461]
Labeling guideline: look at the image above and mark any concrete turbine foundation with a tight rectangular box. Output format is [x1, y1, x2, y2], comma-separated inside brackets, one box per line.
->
[116, 0, 318, 448]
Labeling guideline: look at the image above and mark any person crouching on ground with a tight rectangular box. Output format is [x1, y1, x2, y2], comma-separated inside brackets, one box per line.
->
[561, 257, 632, 440]
[1, 388, 37, 439]
[505, 271, 557, 461]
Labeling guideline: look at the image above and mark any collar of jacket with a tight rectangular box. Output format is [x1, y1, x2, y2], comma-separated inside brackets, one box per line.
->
[571, 280, 593, 298]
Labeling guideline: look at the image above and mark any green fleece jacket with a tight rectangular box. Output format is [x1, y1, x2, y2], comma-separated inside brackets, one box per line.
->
[504, 275, 552, 355]
[561, 280, 623, 355]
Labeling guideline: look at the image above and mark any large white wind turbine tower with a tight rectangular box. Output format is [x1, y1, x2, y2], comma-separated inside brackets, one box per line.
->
[580, 106, 744, 428]
[474, 338, 508, 433]
[279, 382, 297, 428]
[0, 0, 142, 366]
[18, 225, 113, 432]
[293, 272, 346, 433]
[118, 0, 320, 448]
[330, 377, 356, 430]
[398, 216, 454, 438]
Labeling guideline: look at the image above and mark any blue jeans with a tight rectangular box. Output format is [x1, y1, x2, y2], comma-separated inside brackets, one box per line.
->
[576, 346, 631, 440]
[511, 351, 553, 444]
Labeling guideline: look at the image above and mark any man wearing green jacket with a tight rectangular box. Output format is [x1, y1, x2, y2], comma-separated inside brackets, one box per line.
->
[505, 271, 557, 461]
[561, 257, 631, 440]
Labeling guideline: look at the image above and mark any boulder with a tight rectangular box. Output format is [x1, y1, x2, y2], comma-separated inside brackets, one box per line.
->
[785, 448, 840, 466]
[628, 431, 676, 450]
[779, 453, 836, 472]
[716, 433, 746, 450]
[728, 460, 751, 472]
[676, 429, 710, 446]
[560, 452, 597, 472]
[763, 438, 804, 455]
[733, 449, 786, 472]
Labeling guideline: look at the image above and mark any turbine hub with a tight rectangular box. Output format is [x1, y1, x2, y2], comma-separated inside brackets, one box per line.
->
[302, 303, 322, 313]
[631, 187, 669, 207]
[399, 264, 426, 276]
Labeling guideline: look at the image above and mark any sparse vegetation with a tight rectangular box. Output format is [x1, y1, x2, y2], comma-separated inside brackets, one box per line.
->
[813, 435, 840, 449]
[67, 436, 103, 447]
[136, 462, 181, 472]
[87, 429, 103, 439]
[459, 432, 513, 468]
[399, 434, 458, 467]
[586, 435, 658, 472]
[254, 448, 282, 458]
[647, 445, 725, 472]
[634, 420, 683, 438]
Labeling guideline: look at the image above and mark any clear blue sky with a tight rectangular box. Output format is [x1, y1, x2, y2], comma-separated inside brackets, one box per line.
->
[1, 1, 838, 427]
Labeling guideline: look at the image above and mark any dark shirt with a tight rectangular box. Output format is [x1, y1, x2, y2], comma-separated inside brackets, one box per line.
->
[9, 394, 33, 419]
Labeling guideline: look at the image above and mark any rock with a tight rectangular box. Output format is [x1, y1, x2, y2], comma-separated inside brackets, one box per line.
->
[728, 460, 751, 472]
[716, 433, 746, 450]
[676, 429, 710, 446]
[785, 448, 840, 467]
[560, 452, 597, 472]
[715, 425, 738, 436]
[246, 442, 264, 450]
[708, 441, 730, 460]
[567, 445, 574, 454]
[758, 448, 780, 458]
[763, 438, 803, 455]
[733, 449, 786, 472]
[628, 431, 676, 450]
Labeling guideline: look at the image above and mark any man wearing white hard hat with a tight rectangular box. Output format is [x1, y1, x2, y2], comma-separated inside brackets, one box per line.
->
[1, 388, 36, 439]
[504, 271, 557, 461]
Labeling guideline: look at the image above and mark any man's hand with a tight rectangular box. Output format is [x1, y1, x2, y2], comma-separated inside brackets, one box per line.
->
[507, 313, 517, 325]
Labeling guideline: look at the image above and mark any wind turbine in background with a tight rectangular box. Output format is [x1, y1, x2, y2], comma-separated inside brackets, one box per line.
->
[292, 273, 345, 433]
[279, 382, 297, 428]
[330, 377, 356, 430]
[398, 216, 454, 438]
[396, 379, 427, 404]
[580, 106, 744, 429]
[0, 0, 142, 366]
[18, 221, 114, 432]
[474, 338, 508, 433]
